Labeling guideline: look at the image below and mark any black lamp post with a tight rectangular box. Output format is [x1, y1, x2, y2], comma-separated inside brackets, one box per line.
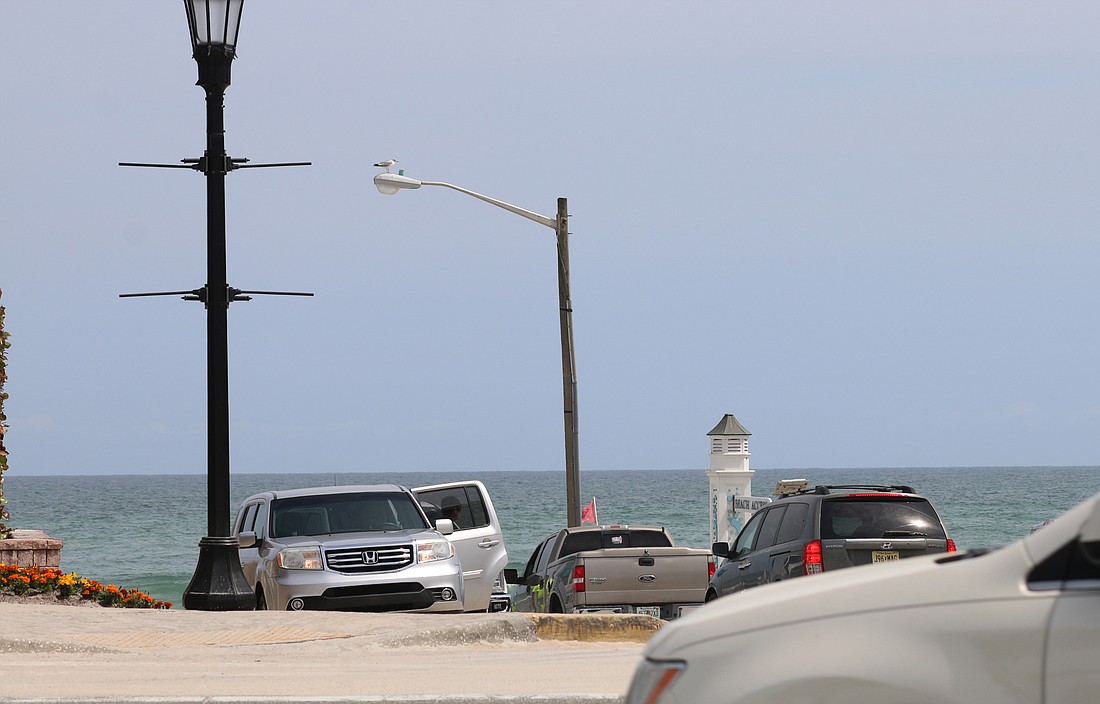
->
[120, 0, 311, 610]
[180, 0, 250, 612]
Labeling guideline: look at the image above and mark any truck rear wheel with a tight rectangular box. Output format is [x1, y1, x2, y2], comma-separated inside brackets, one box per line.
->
[549, 596, 564, 613]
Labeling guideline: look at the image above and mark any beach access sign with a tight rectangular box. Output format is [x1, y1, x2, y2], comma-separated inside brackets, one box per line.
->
[733, 496, 772, 512]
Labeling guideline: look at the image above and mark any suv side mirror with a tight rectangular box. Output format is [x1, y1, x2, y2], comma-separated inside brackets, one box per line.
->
[525, 574, 542, 587]
[711, 542, 730, 558]
[435, 518, 456, 536]
[237, 531, 257, 549]
[1079, 497, 1100, 564]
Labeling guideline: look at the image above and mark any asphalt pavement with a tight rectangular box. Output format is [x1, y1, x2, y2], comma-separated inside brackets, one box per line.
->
[0, 603, 659, 704]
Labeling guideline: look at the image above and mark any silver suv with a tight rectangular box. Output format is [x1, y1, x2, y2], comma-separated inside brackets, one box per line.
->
[234, 484, 464, 612]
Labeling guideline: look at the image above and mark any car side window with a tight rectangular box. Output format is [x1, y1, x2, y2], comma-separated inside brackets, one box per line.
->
[1029, 539, 1100, 591]
[253, 501, 268, 539]
[236, 502, 258, 535]
[733, 509, 766, 558]
[522, 541, 546, 581]
[533, 536, 557, 577]
[417, 486, 490, 531]
[776, 503, 809, 544]
[755, 506, 787, 551]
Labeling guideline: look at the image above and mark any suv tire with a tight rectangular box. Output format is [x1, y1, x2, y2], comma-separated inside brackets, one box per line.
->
[255, 586, 269, 611]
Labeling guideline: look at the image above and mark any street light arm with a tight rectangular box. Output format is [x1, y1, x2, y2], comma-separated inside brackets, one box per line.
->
[420, 181, 557, 230]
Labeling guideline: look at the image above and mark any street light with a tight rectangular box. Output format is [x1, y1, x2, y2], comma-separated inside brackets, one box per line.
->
[374, 172, 583, 527]
[119, 0, 311, 610]
[180, 0, 252, 612]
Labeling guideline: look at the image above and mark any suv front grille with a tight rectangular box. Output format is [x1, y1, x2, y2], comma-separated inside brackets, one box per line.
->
[325, 544, 414, 573]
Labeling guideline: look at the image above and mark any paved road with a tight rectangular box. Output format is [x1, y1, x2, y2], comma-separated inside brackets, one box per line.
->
[0, 604, 656, 704]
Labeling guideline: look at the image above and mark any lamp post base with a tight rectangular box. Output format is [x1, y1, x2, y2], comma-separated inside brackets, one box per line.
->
[182, 536, 254, 611]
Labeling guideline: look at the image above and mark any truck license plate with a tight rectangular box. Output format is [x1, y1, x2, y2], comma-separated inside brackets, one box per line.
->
[635, 606, 661, 618]
[872, 551, 900, 563]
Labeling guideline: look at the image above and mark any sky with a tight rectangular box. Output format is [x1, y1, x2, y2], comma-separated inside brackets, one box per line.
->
[3, 2, 1099, 476]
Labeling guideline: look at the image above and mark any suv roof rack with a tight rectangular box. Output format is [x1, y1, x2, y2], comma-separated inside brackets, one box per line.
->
[778, 483, 917, 498]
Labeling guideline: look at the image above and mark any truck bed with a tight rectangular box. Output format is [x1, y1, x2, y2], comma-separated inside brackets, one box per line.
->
[567, 546, 712, 607]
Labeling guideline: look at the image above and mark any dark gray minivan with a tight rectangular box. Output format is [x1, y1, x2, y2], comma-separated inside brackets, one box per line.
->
[706, 484, 955, 601]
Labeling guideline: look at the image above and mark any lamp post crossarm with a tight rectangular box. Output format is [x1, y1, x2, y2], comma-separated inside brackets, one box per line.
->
[420, 181, 556, 230]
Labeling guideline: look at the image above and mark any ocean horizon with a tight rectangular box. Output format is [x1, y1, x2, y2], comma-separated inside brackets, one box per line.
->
[6, 466, 1099, 608]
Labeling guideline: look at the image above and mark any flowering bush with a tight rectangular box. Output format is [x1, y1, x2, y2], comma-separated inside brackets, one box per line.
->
[0, 564, 171, 609]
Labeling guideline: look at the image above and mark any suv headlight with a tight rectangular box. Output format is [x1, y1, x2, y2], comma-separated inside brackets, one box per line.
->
[416, 539, 455, 564]
[277, 547, 323, 570]
[626, 659, 686, 704]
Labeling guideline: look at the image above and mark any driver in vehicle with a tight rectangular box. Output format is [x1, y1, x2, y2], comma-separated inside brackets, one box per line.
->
[441, 496, 463, 529]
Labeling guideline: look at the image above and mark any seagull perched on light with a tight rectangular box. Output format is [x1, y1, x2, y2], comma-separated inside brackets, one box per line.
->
[373, 158, 398, 172]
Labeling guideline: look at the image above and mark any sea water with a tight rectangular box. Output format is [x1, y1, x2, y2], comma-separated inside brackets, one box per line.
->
[5, 466, 1098, 607]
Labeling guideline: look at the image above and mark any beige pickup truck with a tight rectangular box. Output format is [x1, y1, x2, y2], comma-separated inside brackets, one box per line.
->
[509, 525, 714, 620]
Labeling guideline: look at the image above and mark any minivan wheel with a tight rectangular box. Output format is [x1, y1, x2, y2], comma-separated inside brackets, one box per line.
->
[704, 589, 718, 603]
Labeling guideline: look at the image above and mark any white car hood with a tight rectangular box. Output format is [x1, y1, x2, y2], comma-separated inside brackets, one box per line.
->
[648, 492, 1097, 657]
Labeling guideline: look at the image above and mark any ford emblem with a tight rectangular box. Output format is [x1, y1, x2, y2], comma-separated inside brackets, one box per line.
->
[639, 574, 657, 583]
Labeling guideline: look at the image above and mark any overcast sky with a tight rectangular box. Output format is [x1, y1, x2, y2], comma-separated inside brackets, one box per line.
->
[3, 2, 1099, 476]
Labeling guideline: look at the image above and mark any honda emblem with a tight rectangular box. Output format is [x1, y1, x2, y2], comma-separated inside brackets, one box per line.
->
[362, 550, 378, 564]
[881, 542, 892, 550]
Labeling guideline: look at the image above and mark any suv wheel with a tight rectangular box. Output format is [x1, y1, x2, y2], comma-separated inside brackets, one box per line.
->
[704, 589, 718, 603]
[255, 586, 268, 611]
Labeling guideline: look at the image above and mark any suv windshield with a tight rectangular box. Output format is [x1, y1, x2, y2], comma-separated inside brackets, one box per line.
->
[820, 498, 947, 540]
[270, 491, 428, 538]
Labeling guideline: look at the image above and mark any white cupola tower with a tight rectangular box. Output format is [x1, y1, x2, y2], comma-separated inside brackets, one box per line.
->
[706, 413, 755, 546]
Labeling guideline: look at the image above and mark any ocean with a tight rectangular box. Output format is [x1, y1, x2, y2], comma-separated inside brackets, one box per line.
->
[5, 466, 1099, 608]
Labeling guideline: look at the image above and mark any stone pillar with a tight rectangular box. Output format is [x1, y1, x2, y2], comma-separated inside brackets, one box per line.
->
[706, 414, 754, 547]
[0, 530, 63, 568]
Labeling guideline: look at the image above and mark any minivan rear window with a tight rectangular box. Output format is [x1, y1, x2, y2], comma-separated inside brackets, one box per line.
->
[820, 498, 947, 540]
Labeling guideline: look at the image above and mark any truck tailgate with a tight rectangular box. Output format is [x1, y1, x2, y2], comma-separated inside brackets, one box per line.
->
[574, 547, 711, 605]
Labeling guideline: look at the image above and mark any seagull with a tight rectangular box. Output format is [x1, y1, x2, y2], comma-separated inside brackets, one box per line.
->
[373, 158, 398, 172]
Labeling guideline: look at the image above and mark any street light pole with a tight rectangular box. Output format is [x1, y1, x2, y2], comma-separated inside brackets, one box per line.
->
[374, 173, 582, 526]
[182, 0, 252, 611]
[555, 197, 581, 528]
[119, 0, 311, 610]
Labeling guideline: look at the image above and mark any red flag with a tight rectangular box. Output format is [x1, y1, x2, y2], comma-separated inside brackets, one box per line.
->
[581, 497, 598, 525]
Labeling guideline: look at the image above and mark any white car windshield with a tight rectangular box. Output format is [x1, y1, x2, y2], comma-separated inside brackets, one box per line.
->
[270, 492, 429, 538]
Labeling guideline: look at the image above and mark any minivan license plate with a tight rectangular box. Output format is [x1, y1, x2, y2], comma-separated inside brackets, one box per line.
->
[872, 551, 900, 563]
[636, 606, 661, 617]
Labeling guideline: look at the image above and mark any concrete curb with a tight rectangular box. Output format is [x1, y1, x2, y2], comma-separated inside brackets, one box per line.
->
[529, 614, 663, 643]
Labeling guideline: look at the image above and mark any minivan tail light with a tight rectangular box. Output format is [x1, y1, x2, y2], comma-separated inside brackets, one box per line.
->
[804, 540, 823, 575]
[947, 539, 957, 553]
[572, 564, 585, 593]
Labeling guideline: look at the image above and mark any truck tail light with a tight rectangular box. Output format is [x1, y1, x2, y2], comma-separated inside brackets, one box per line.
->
[947, 539, 957, 553]
[708, 557, 716, 580]
[572, 564, 585, 593]
[803, 540, 823, 575]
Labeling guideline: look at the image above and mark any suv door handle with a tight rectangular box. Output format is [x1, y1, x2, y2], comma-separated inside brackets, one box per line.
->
[737, 561, 752, 570]
[478, 539, 500, 549]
